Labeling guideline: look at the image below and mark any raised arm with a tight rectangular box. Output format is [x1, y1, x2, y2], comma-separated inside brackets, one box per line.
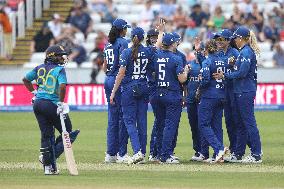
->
[155, 18, 166, 49]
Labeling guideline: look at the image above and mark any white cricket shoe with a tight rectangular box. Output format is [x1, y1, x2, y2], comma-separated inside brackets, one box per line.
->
[137, 154, 147, 164]
[203, 157, 215, 163]
[148, 155, 160, 163]
[131, 151, 144, 164]
[215, 147, 229, 163]
[224, 153, 242, 163]
[191, 153, 206, 162]
[241, 154, 262, 164]
[165, 157, 180, 164]
[148, 155, 157, 161]
[116, 154, 132, 164]
[104, 153, 117, 163]
[44, 165, 59, 175]
[170, 154, 180, 160]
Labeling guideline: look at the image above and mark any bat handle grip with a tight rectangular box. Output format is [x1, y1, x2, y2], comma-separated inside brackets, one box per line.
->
[60, 113, 67, 133]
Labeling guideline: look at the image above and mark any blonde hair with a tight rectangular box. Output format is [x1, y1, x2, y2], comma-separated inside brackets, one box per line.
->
[244, 31, 260, 57]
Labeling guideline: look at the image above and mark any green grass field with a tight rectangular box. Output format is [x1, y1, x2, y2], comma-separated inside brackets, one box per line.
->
[0, 111, 284, 189]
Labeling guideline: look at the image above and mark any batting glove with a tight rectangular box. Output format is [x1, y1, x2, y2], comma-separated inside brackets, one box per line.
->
[31, 90, 37, 104]
[57, 102, 70, 115]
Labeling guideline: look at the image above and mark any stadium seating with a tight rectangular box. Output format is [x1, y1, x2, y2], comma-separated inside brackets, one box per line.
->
[93, 23, 112, 34]
[29, 52, 46, 63]
[83, 42, 95, 54]
[80, 61, 93, 68]
[89, 52, 99, 61]
[25, 0, 283, 69]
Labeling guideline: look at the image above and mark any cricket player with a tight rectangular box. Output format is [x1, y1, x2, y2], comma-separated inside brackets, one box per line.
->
[146, 28, 160, 162]
[103, 18, 130, 163]
[213, 29, 240, 160]
[198, 40, 228, 163]
[213, 26, 262, 163]
[186, 42, 205, 161]
[22, 45, 79, 175]
[110, 27, 153, 164]
[169, 32, 188, 161]
[154, 33, 189, 163]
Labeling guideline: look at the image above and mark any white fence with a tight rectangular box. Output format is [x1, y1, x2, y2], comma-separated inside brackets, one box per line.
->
[0, 0, 50, 58]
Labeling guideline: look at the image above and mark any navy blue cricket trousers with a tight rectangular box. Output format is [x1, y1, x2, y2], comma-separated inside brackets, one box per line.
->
[234, 92, 262, 157]
[187, 102, 201, 154]
[198, 97, 224, 155]
[104, 76, 128, 156]
[121, 81, 149, 155]
[33, 99, 72, 166]
[224, 88, 238, 154]
[149, 86, 159, 157]
[155, 90, 182, 161]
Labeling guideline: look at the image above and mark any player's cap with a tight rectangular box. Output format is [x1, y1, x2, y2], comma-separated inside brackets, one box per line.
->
[113, 18, 131, 29]
[171, 32, 181, 42]
[231, 26, 250, 39]
[131, 27, 145, 40]
[46, 45, 68, 58]
[162, 33, 178, 46]
[147, 28, 159, 36]
[214, 29, 232, 40]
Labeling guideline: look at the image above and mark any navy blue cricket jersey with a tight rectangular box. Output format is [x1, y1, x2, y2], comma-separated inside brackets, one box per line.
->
[104, 37, 128, 76]
[175, 49, 187, 67]
[224, 44, 257, 94]
[186, 60, 201, 103]
[154, 50, 184, 91]
[199, 53, 228, 99]
[119, 44, 153, 85]
[146, 45, 157, 86]
[218, 47, 239, 88]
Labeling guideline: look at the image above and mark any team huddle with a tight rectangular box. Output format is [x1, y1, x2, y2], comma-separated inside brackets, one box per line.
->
[22, 17, 263, 175]
[103, 18, 262, 164]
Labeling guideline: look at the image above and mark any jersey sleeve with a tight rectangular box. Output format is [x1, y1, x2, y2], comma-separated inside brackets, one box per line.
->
[25, 68, 37, 81]
[146, 47, 156, 72]
[119, 49, 129, 67]
[225, 50, 252, 80]
[175, 57, 184, 76]
[199, 60, 210, 88]
[196, 52, 206, 65]
[232, 48, 239, 59]
[119, 40, 129, 54]
[58, 69, 67, 84]
[181, 53, 187, 67]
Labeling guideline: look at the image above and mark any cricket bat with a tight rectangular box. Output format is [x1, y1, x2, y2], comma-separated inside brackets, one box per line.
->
[60, 113, 79, 176]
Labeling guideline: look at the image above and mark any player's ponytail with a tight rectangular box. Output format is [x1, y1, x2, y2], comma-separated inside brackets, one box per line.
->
[131, 35, 142, 62]
[108, 26, 122, 44]
[248, 31, 260, 57]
